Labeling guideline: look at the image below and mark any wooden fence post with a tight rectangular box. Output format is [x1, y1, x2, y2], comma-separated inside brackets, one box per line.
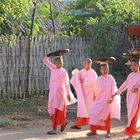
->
[25, 1, 37, 98]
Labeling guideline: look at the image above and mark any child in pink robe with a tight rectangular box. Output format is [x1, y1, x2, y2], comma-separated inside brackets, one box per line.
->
[88, 63, 120, 138]
[43, 56, 77, 135]
[111, 59, 140, 140]
[70, 58, 98, 129]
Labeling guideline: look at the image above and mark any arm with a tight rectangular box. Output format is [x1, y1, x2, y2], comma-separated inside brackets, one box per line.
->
[112, 80, 128, 98]
[64, 72, 71, 101]
[43, 56, 56, 70]
[116, 80, 128, 95]
[108, 80, 128, 104]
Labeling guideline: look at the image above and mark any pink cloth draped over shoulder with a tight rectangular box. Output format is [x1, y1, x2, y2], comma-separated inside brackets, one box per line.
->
[43, 57, 77, 116]
[116, 72, 140, 128]
[89, 74, 121, 126]
[70, 68, 98, 118]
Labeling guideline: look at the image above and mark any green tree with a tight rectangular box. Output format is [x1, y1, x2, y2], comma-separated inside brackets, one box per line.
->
[60, 0, 140, 57]
[60, 0, 140, 85]
[0, 0, 63, 36]
[0, 0, 32, 35]
[62, 0, 140, 37]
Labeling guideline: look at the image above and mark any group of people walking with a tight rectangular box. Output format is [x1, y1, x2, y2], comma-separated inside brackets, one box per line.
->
[43, 48, 140, 140]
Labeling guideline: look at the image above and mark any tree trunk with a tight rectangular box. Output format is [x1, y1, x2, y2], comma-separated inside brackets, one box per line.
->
[49, 0, 56, 36]
[25, 2, 37, 98]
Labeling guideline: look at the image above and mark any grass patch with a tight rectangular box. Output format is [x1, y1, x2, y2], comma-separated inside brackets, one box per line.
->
[0, 95, 48, 117]
[0, 119, 16, 127]
[10, 116, 32, 121]
[0, 95, 49, 128]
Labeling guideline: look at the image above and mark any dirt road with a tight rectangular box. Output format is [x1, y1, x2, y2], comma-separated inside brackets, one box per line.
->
[0, 115, 140, 140]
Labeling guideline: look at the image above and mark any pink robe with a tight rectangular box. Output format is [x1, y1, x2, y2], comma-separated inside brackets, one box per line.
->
[70, 68, 98, 118]
[43, 57, 77, 116]
[116, 72, 140, 128]
[89, 74, 121, 126]
[139, 87, 140, 94]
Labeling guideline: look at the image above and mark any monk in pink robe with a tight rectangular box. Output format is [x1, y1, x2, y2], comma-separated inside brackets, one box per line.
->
[88, 63, 120, 138]
[70, 58, 98, 129]
[111, 59, 140, 140]
[43, 56, 77, 135]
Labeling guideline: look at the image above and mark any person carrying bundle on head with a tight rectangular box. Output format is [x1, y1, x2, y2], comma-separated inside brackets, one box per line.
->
[110, 48, 140, 140]
[87, 57, 121, 138]
[43, 49, 77, 135]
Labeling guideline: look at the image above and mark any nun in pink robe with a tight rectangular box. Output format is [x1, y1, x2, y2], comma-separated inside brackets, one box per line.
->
[43, 56, 77, 132]
[89, 74, 120, 128]
[115, 71, 140, 136]
[70, 67, 98, 128]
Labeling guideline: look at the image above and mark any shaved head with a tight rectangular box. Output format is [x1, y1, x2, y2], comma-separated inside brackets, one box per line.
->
[83, 58, 92, 70]
[83, 58, 92, 65]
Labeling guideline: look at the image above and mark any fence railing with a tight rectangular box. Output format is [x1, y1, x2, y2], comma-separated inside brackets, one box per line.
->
[0, 36, 95, 98]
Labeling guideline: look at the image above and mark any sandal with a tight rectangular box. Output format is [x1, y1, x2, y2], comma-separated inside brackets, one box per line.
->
[86, 131, 97, 136]
[60, 121, 69, 132]
[47, 129, 57, 135]
[70, 125, 82, 129]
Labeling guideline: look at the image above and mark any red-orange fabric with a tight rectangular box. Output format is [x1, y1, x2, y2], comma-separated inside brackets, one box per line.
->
[124, 101, 140, 136]
[51, 106, 67, 129]
[128, 26, 140, 36]
[75, 117, 89, 126]
[90, 114, 111, 131]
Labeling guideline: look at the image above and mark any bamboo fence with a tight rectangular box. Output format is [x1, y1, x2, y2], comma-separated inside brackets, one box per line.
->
[0, 36, 95, 98]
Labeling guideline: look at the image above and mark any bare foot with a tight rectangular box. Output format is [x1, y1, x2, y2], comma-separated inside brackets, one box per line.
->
[105, 133, 116, 138]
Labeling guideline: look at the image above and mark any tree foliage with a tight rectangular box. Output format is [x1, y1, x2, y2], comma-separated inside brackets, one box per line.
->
[60, 0, 140, 57]
[0, 0, 139, 40]
[62, 0, 140, 37]
[59, 0, 140, 86]
[0, 0, 63, 36]
[0, 0, 32, 35]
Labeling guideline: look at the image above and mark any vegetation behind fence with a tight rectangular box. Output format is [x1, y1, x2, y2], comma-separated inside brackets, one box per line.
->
[0, 36, 95, 98]
[1, 33, 139, 99]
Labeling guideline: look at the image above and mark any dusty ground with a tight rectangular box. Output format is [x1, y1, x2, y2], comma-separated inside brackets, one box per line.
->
[0, 96, 140, 140]
[0, 115, 140, 140]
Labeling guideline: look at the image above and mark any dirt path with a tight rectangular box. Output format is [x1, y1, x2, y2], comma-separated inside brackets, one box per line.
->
[0, 115, 140, 140]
